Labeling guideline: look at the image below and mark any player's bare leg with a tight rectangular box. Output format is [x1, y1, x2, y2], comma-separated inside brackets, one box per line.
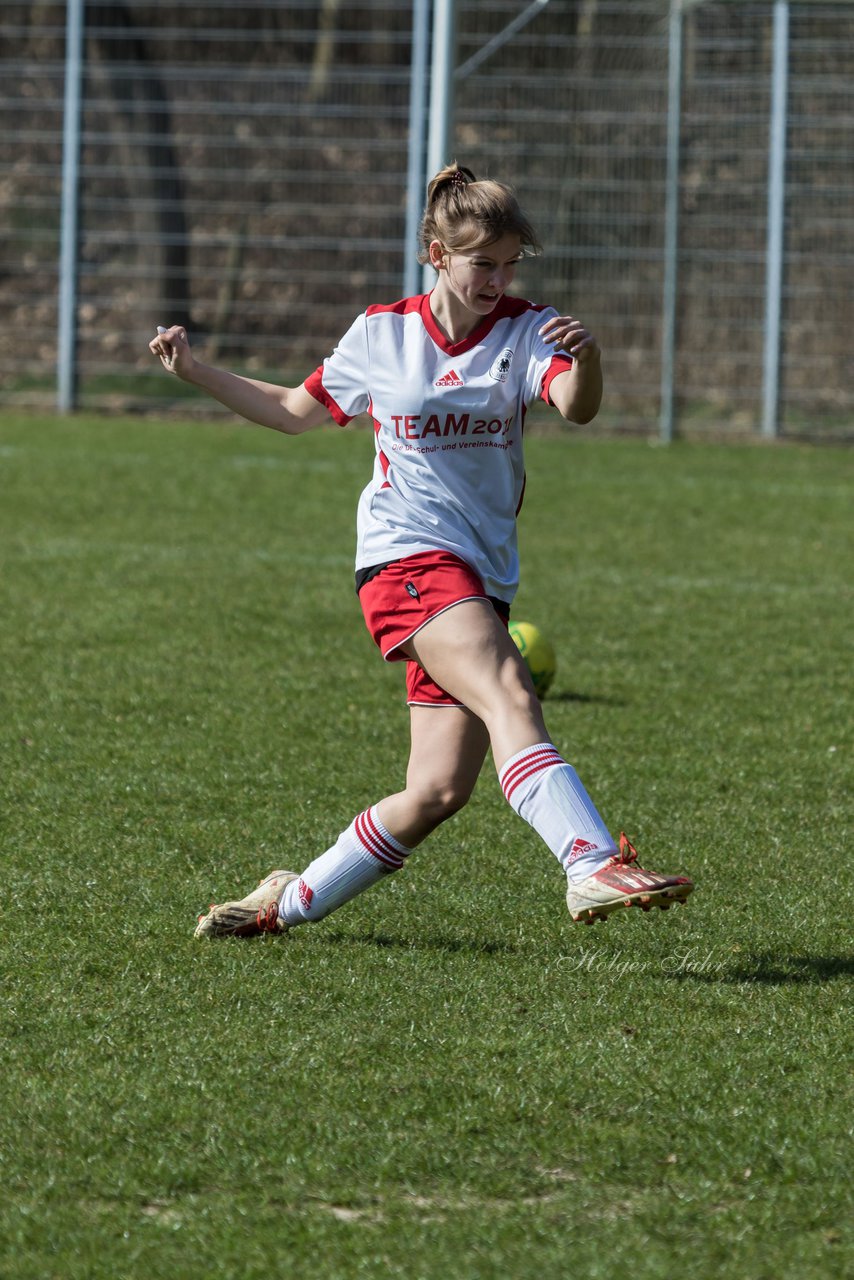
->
[376, 704, 490, 847]
[273, 705, 490, 925]
[401, 599, 548, 767]
[195, 705, 490, 936]
[404, 599, 693, 920]
[194, 603, 691, 937]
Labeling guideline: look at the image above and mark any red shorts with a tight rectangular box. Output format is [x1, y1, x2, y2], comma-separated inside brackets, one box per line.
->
[358, 550, 509, 707]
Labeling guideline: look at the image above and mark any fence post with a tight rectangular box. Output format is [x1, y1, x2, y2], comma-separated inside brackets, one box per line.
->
[404, 0, 431, 297]
[58, 0, 85, 414]
[454, 0, 551, 80]
[762, 0, 789, 439]
[659, 0, 683, 443]
[416, 0, 553, 295]
[422, 0, 457, 292]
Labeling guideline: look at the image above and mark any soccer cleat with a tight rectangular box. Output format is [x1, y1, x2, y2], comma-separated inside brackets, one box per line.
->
[566, 833, 693, 925]
[194, 869, 297, 938]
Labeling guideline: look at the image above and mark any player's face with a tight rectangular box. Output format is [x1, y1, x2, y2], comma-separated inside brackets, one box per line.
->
[437, 233, 524, 317]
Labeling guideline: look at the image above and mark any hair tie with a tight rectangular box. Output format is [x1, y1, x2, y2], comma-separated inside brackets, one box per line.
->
[449, 169, 468, 191]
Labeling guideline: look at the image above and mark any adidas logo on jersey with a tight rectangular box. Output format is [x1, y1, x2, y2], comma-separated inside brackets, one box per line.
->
[435, 369, 464, 388]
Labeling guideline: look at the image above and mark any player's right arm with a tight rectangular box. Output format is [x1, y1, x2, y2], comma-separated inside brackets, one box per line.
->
[149, 325, 329, 435]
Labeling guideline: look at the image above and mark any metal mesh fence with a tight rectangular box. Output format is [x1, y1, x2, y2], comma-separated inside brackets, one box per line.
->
[453, 1, 673, 429]
[669, 2, 777, 432]
[785, 2, 854, 427]
[1, 1, 416, 407]
[676, 1, 854, 433]
[1, 1, 853, 435]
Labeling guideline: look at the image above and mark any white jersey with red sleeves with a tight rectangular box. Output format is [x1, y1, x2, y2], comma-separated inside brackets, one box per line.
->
[304, 292, 573, 602]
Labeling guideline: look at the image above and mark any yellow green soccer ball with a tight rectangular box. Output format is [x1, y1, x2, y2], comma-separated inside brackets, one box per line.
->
[509, 620, 556, 699]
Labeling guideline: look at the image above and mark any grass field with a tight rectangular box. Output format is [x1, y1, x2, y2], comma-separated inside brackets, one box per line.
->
[1, 411, 851, 1279]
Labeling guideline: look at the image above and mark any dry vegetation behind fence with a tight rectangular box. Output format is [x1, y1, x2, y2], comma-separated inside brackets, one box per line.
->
[2, 1, 852, 435]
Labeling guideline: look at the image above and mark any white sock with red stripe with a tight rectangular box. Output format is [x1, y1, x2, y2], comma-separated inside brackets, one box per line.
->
[499, 742, 616, 883]
[278, 806, 410, 924]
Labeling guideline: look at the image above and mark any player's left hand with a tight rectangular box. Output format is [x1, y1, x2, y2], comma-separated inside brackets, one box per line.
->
[538, 315, 600, 364]
[149, 324, 194, 378]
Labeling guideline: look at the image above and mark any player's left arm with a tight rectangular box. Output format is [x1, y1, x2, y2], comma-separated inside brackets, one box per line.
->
[539, 315, 603, 425]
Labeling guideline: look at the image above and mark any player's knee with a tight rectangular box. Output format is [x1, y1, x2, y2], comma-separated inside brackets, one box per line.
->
[412, 779, 473, 826]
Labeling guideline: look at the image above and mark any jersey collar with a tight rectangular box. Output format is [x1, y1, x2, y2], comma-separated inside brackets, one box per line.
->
[420, 291, 522, 356]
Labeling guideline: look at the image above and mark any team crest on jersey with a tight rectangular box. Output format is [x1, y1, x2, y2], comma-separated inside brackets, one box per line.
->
[489, 348, 514, 382]
[435, 369, 464, 388]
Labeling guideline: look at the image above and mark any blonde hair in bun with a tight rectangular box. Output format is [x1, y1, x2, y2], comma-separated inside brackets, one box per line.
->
[418, 162, 541, 266]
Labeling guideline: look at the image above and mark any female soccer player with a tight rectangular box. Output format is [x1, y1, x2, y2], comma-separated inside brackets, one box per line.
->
[150, 163, 693, 935]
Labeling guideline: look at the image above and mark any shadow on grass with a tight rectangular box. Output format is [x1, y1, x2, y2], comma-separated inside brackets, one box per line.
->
[670, 953, 854, 986]
[547, 690, 626, 707]
[322, 929, 520, 957]
[317, 934, 852, 980]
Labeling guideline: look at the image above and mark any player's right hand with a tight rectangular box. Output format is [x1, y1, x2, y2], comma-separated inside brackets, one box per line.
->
[149, 324, 193, 377]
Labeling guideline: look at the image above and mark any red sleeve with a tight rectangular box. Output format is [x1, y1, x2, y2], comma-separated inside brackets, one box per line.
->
[303, 366, 354, 427]
[540, 354, 574, 406]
